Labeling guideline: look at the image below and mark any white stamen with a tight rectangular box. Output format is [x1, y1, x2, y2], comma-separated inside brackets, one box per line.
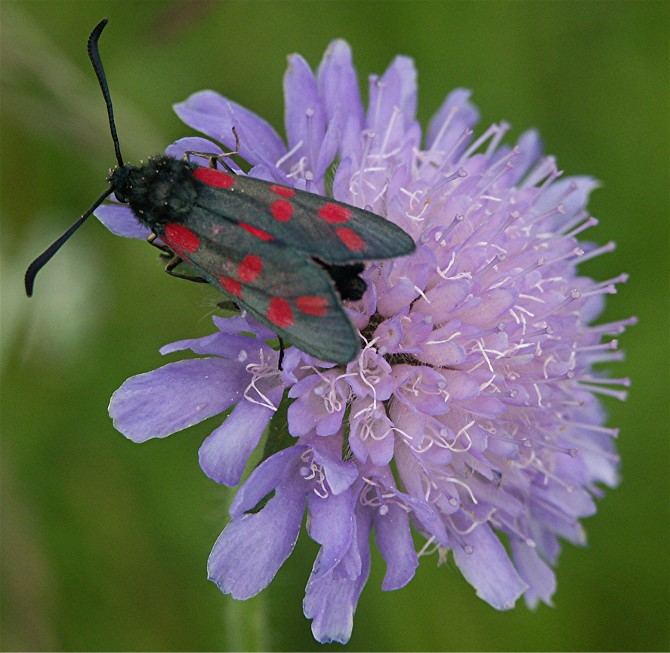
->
[275, 140, 303, 168]
[563, 216, 599, 239]
[426, 331, 462, 345]
[429, 104, 460, 153]
[243, 351, 280, 411]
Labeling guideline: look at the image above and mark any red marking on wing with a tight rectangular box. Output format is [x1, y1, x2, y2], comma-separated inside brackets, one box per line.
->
[319, 202, 351, 224]
[193, 166, 235, 189]
[269, 184, 296, 198]
[335, 227, 365, 252]
[240, 222, 274, 241]
[164, 223, 201, 253]
[238, 255, 263, 283]
[296, 295, 329, 317]
[271, 199, 293, 222]
[267, 297, 294, 328]
[220, 275, 242, 297]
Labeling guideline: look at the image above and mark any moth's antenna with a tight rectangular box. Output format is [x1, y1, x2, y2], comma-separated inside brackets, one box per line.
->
[24, 187, 113, 297]
[88, 18, 124, 167]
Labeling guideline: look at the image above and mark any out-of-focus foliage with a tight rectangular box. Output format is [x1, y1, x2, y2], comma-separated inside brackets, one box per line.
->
[1, 1, 668, 650]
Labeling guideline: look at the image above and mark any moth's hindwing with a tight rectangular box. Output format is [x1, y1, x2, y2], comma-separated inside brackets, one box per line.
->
[190, 167, 415, 264]
[159, 208, 360, 363]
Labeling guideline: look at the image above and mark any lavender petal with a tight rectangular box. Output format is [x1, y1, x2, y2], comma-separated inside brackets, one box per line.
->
[511, 539, 556, 609]
[374, 501, 418, 590]
[316, 40, 363, 176]
[208, 481, 306, 599]
[174, 90, 285, 168]
[452, 523, 528, 610]
[95, 203, 150, 239]
[109, 358, 245, 442]
[307, 489, 356, 578]
[283, 54, 326, 174]
[426, 88, 480, 154]
[304, 510, 372, 644]
[229, 446, 303, 517]
[198, 387, 283, 486]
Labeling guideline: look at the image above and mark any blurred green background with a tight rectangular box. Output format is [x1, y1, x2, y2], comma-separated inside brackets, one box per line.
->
[1, 1, 668, 650]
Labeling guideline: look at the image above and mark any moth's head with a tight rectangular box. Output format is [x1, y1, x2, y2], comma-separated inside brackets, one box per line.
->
[108, 165, 134, 203]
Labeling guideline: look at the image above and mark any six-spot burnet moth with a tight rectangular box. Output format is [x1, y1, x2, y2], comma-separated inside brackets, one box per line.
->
[25, 19, 416, 364]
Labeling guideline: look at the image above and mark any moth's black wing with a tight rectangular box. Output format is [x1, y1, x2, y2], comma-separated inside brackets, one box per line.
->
[192, 168, 415, 264]
[159, 206, 360, 363]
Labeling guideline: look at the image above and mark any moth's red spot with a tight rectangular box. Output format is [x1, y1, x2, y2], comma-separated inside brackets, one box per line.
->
[163, 223, 200, 253]
[267, 297, 294, 328]
[238, 255, 263, 283]
[319, 202, 351, 224]
[336, 227, 365, 252]
[240, 222, 274, 241]
[271, 199, 293, 222]
[220, 275, 242, 297]
[269, 184, 295, 198]
[193, 167, 235, 189]
[296, 295, 329, 317]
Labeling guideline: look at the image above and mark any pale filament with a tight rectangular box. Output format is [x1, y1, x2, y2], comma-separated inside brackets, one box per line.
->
[243, 349, 280, 411]
[359, 477, 410, 514]
[275, 139, 304, 169]
[357, 337, 382, 410]
[433, 472, 479, 504]
[447, 508, 496, 536]
[300, 451, 329, 499]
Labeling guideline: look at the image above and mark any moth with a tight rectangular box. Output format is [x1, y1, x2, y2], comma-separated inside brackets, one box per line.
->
[25, 19, 415, 364]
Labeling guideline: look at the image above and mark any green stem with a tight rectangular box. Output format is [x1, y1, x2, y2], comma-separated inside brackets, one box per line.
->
[223, 593, 268, 651]
[221, 488, 269, 651]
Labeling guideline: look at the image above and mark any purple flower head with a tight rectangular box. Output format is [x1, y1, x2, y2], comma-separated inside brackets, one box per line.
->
[101, 40, 634, 644]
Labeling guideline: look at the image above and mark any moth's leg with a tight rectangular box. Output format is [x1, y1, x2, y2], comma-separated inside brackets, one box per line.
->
[183, 151, 237, 174]
[210, 128, 242, 172]
[213, 126, 241, 161]
[183, 150, 222, 164]
[164, 255, 208, 283]
[184, 129, 241, 172]
[231, 126, 241, 154]
[147, 232, 172, 259]
[217, 300, 239, 312]
[277, 336, 285, 371]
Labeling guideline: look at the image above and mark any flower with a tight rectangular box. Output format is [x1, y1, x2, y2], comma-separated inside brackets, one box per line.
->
[98, 40, 634, 644]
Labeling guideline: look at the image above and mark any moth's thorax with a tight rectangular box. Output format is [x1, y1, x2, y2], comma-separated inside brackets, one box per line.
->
[108, 156, 198, 229]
